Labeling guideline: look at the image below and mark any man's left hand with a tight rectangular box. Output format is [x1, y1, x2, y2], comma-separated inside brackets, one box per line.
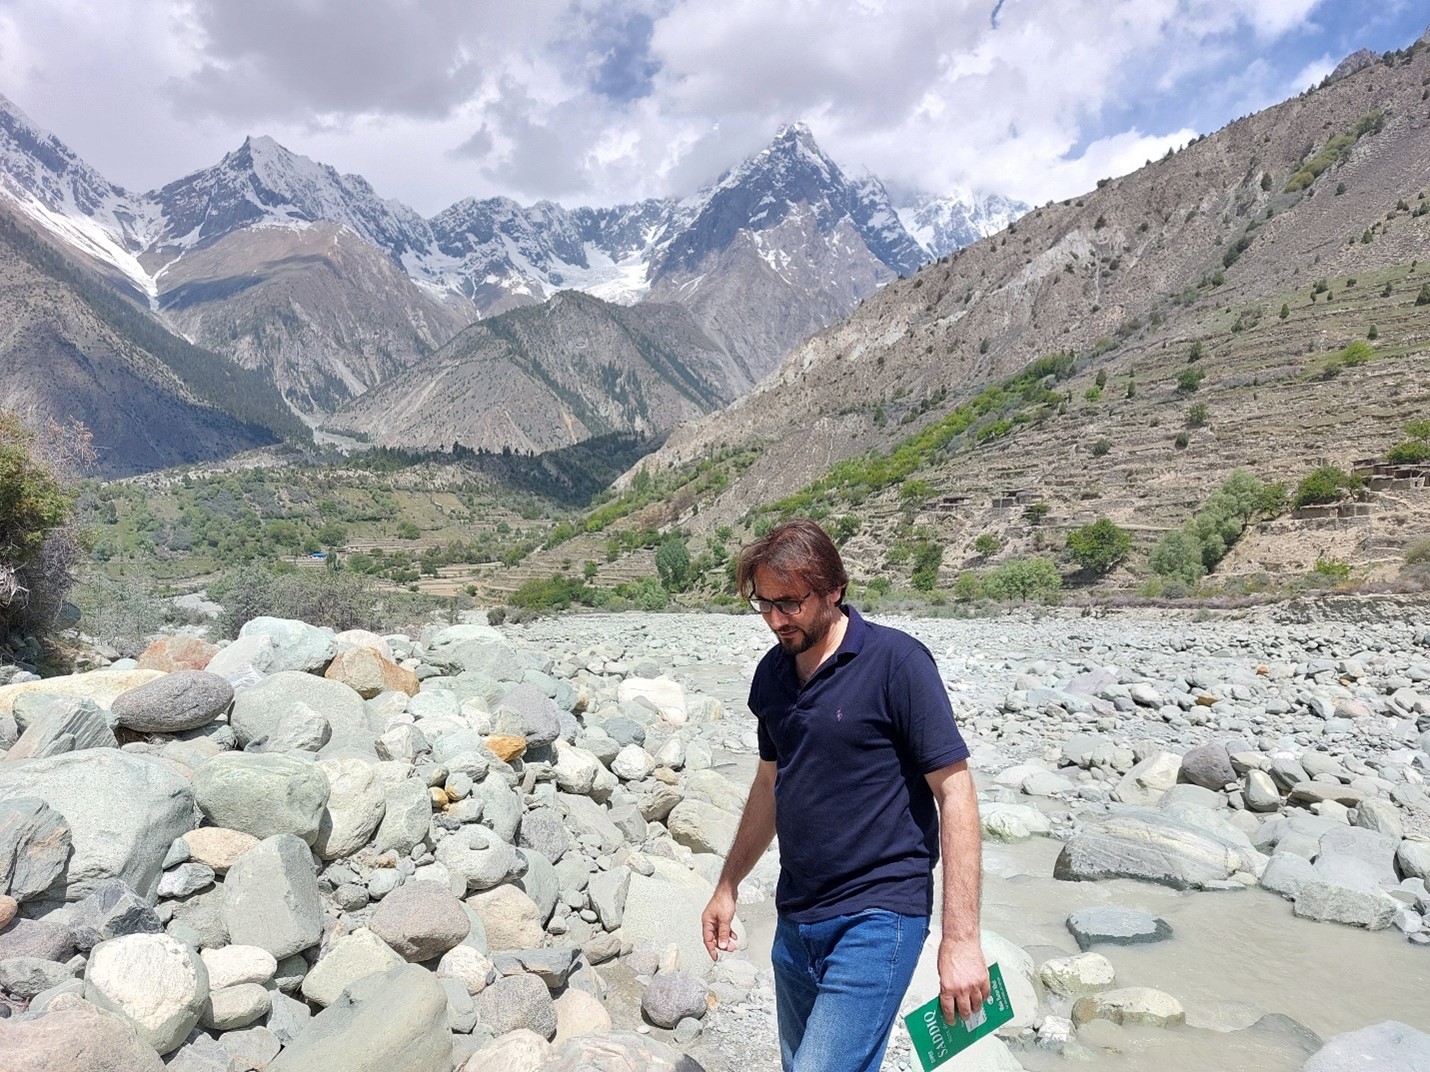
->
[937, 936, 990, 1025]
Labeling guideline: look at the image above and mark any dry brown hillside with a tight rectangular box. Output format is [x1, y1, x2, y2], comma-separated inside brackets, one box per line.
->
[597, 40, 1430, 592]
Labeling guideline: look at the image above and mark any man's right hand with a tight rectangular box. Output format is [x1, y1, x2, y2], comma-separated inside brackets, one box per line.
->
[701, 886, 739, 960]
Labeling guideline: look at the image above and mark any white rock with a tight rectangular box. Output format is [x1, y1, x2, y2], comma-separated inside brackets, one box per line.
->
[84, 932, 210, 1056]
[200, 945, 278, 991]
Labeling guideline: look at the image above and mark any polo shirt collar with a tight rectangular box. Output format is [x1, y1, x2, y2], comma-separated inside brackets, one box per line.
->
[776, 604, 868, 688]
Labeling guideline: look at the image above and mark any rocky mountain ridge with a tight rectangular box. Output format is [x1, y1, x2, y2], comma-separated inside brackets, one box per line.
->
[600, 35, 1430, 591]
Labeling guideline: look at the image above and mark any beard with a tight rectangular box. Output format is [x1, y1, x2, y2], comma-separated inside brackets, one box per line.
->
[774, 599, 842, 655]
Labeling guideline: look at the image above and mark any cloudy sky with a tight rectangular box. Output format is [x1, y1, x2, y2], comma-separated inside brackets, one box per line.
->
[0, 1, 1424, 214]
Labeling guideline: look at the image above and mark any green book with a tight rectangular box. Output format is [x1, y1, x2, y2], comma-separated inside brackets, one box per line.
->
[903, 962, 1014, 1071]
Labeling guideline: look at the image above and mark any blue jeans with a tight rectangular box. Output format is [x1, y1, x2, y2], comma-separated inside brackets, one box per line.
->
[771, 909, 929, 1072]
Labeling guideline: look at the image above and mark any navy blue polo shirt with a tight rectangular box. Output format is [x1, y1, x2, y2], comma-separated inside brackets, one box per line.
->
[749, 606, 969, 923]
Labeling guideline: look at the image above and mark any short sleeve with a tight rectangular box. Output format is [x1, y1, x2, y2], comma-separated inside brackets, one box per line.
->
[888, 643, 969, 773]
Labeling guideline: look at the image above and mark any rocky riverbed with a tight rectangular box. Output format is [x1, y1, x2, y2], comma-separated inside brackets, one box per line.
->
[0, 599, 1429, 1071]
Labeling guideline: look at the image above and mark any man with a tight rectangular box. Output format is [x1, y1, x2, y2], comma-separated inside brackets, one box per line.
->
[701, 519, 987, 1072]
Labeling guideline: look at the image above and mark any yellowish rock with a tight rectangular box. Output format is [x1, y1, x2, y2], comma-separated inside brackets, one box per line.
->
[486, 735, 527, 763]
[0, 669, 163, 716]
[323, 648, 419, 699]
[182, 828, 260, 874]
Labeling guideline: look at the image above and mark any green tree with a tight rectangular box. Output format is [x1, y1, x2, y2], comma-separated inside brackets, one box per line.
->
[1294, 466, 1359, 508]
[983, 557, 1061, 601]
[911, 541, 944, 591]
[1066, 518, 1133, 575]
[655, 536, 693, 592]
[973, 533, 1001, 556]
[1149, 529, 1205, 585]
[0, 415, 91, 645]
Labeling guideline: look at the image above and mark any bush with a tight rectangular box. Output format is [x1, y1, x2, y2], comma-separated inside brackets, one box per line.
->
[1066, 518, 1132, 575]
[972, 533, 1001, 556]
[1149, 469, 1275, 584]
[911, 541, 944, 591]
[1404, 419, 1430, 440]
[0, 415, 92, 650]
[1186, 404, 1209, 427]
[1293, 466, 1360, 508]
[1417, 283, 1430, 306]
[1022, 502, 1051, 526]
[1091, 438, 1112, 456]
[1386, 440, 1430, 464]
[983, 557, 1061, 601]
[1174, 432, 1190, 449]
[655, 536, 692, 592]
[1176, 369, 1205, 393]
[209, 561, 387, 638]
[1400, 538, 1430, 589]
[952, 572, 983, 601]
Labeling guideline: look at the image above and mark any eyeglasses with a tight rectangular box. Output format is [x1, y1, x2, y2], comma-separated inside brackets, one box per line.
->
[749, 591, 815, 615]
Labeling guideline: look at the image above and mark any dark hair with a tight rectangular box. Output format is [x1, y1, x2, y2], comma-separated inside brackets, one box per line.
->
[736, 520, 849, 602]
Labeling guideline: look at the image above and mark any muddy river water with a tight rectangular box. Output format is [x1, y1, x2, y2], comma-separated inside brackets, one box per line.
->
[698, 705, 1430, 1072]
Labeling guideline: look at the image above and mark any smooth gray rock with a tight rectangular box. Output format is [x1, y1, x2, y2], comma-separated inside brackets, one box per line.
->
[539, 1032, 698, 1071]
[270, 963, 451, 1072]
[1313, 827, 1399, 890]
[162, 1032, 239, 1072]
[475, 776, 522, 843]
[166, 887, 229, 950]
[1293, 880, 1396, 929]
[368, 879, 470, 961]
[193, 753, 330, 845]
[0, 917, 73, 961]
[1398, 841, 1430, 882]
[299, 929, 405, 1008]
[312, 757, 386, 860]
[495, 684, 561, 747]
[475, 971, 558, 1039]
[109, 671, 232, 734]
[515, 849, 559, 925]
[641, 971, 708, 1028]
[157, 863, 215, 899]
[667, 799, 736, 855]
[1066, 906, 1172, 950]
[1260, 852, 1317, 900]
[0, 751, 195, 901]
[229, 671, 372, 755]
[237, 617, 337, 674]
[589, 867, 631, 931]
[1179, 743, 1237, 790]
[1299, 1020, 1430, 1071]
[490, 946, 579, 988]
[1053, 808, 1260, 890]
[0, 1001, 166, 1072]
[435, 824, 519, 893]
[222, 835, 322, 959]
[3, 697, 116, 760]
[0, 797, 71, 902]
[518, 809, 571, 864]
[0, 954, 75, 996]
[373, 778, 431, 856]
[201, 982, 270, 1030]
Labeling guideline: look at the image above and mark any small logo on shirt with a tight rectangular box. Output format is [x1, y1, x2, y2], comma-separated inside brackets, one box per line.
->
[836, 708, 844, 721]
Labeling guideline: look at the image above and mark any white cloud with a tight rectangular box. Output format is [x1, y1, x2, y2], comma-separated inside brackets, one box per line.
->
[0, 0, 1409, 213]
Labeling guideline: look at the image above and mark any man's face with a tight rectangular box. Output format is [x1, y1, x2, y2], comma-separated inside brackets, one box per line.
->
[751, 566, 843, 655]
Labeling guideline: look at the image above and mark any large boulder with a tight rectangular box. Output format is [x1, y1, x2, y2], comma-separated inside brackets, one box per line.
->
[84, 932, 210, 1056]
[0, 751, 194, 901]
[4, 697, 117, 760]
[222, 835, 323, 959]
[138, 635, 219, 673]
[1053, 807, 1262, 890]
[312, 757, 386, 860]
[229, 672, 373, 756]
[0, 797, 71, 902]
[368, 880, 470, 961]
[109, 671, 232, 734]
[237, 617, 336, 673]
[667, 800, 737, 855]
[0, 669, 162, 717]
[622, 858, 736, 978]
[0, 999, 166, 1072]
[465, 884, 545, 951]
[1299, 1020, 1430, 1071]
[193, 753, 330, 845]
[324, 648, 419, 700]
[436, 825, 520, 893]
[269, 963, 452, 1072]
[539, 1032, 705, 1071]
[640, 971, 707, 1028]
[300, 929, 405, 1008]
[475, 972, 557, 1039]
